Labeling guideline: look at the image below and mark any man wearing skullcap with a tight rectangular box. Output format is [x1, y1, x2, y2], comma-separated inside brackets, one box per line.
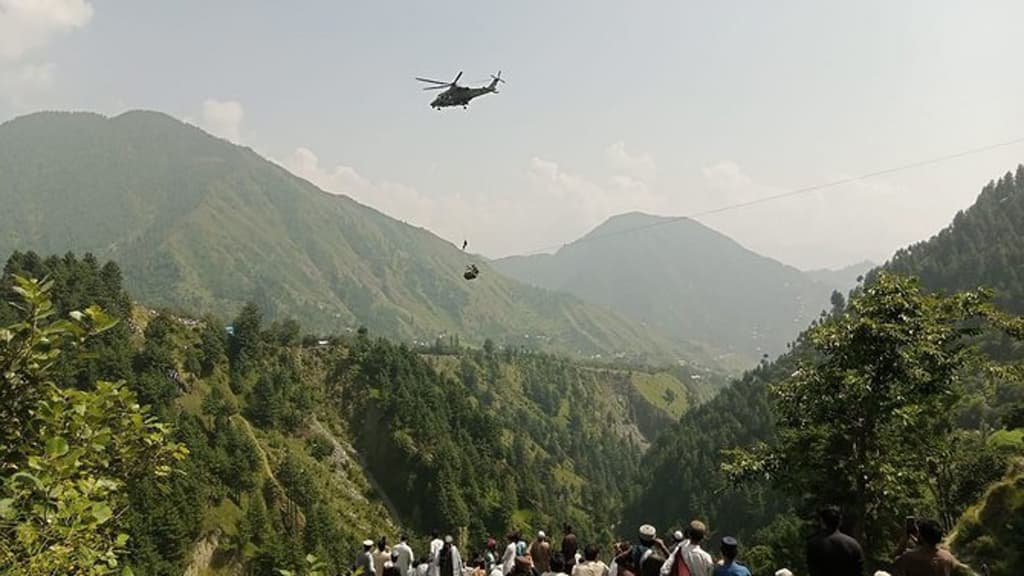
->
[357, 540, 377, 576]
[531, 531, 552, 573]
[712, 537, 750, 576]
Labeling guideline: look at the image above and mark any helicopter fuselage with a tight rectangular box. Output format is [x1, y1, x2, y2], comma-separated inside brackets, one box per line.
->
[431, 86, 495, 109]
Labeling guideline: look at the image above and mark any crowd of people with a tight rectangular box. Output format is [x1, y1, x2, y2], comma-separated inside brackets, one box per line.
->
[353, 508, 982, 576]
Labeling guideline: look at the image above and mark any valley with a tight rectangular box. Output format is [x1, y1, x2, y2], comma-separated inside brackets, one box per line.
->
[1, 115, 1022, 576]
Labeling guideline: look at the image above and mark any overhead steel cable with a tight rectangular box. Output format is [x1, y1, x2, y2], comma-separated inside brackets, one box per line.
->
[516, 135, 1024, 256]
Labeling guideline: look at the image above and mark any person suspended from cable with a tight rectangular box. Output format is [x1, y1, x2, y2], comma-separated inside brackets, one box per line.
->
[462, 239, 468, 251]
[464, 264, 479, 280]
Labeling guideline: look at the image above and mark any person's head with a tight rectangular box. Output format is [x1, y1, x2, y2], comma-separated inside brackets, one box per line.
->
[432, 530, 440, 540]
[379, 536, 388, 551]
[720, 537, 739, 562]
[818, 506, 843, 532]
[488, 538, 497, 550]
[538, 531, 547, 542]
[550, 553, 566, 574]
[401, 534, 409, 543]
[775, 570, 794, 576]
[475, 559, 486, 569]
[917, 519, 944, 548]
[584, 544, 599, 562]
[638, 524, 656, 544]
[364, 539, 375, 551]
[508, 532, 517, 543]
[687, 521, 707, 544]
[444, 535, 454, 547]
[564, 524, 574, 535]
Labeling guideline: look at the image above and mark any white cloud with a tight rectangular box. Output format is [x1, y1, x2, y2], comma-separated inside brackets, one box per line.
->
[279, 146, 464, 237]
[693, 160, 934, 269]
[0, 62, 55, 107]
[273, 141, 667, 257]
[199, 99, 245, 144]
[525, 155, 663, 235]
[606, 141, 657, 183]
[0, 0, 93, 60]
[0, 0, 93, 108]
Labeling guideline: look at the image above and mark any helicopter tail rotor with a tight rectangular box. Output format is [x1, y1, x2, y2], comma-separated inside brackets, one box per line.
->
[488, 70, 505, 92]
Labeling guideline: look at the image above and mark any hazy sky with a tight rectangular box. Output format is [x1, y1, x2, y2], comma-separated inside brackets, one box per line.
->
[3, 1, 1023, 269]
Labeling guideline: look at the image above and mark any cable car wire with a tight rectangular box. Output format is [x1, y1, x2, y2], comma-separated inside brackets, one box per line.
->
[517, 135, 1024, 256]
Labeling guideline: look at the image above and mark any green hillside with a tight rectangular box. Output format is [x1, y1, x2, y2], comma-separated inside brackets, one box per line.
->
[0, 251, 710, 575]
[494, 212, 835, 363]
[623, 166, 1024, 574]
[0, 111, 713, 366]
[952, 458, 1024, 573]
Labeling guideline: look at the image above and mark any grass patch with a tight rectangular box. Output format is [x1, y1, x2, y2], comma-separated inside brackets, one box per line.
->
[631, 372, 688, 419]
[201, 498, 242, 536]
[988, 428, 1024, 451]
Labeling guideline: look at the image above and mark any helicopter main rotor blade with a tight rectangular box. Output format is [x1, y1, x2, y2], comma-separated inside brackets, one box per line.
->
[453, 71, 463, 84]
[415, 77, 450, 85]
[422, 85, 449, 91]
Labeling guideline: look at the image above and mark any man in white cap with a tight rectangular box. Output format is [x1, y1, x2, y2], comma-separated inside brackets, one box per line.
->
[669, 531, 687, 556]
[356, 539, 377, 576]
[530, 531, 552, 573]
[432, 535, 464, 576]
[634, 524, 670, 567]
[775, 570, 794, 576]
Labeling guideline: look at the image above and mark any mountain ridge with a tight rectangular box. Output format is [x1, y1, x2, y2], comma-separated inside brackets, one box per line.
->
[0, 110, 722, 365]
[494, 211, 836, 362]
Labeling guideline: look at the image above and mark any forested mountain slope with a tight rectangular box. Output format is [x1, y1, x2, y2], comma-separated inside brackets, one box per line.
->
[0, 251, 709, 575]
[881, 165, 1024, 315]
[494, 212, 834, 362]
[623, 166, 1024, 573]
[0, 111, 714, 365]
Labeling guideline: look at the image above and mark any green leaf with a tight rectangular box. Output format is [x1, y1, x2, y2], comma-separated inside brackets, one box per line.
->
[122, 567, 135, 576]
[10, 472, 43, 491]
[45, 436, 69, 457]
[91, 502, 113, 525]
[0, 498, 15, 520]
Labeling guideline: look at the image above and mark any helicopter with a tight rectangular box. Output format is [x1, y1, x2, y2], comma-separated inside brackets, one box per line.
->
[416, 70, 504, 109]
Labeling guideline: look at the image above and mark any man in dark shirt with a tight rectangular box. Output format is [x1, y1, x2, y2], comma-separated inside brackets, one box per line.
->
[806, 506, 865, 576]
[562, 524, 579, 572]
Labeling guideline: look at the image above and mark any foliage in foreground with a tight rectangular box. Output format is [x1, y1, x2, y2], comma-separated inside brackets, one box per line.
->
[0, 276, 186, 575]
[725, 273, 1024, 564]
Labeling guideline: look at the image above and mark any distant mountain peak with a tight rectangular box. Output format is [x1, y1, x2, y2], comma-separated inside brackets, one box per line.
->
[495, 211, 835, 363]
